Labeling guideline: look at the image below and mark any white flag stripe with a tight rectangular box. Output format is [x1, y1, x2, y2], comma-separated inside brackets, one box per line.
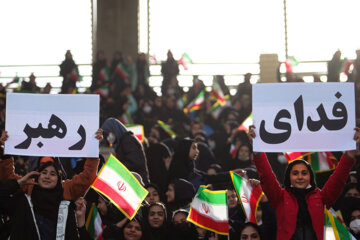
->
[191, 197, 228, 221]
[240, 179, 252, 220]
[325, 226, 336, 240]
[99, 167, 141, 210]
[319, 152, 329, 170]
[94, 214, 103, 240]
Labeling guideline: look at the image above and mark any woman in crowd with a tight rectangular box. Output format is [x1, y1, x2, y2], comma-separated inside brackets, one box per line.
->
[0, 130, 102, 239]
[145, 183, 162, 204]
[227, 187, 246, 239]
[169, 138, 243, 190]
[144, 202, 169, 240]
[145, 143, 172, 196]
[165, 178, 195, 216]
[101, 117, 150, 184]
[248, 125, 360, 240]
[169, 209, 197, 240]
[239, 222, 262, 240]
[121, 217, 147, 240]
[347, 202, 360, 239]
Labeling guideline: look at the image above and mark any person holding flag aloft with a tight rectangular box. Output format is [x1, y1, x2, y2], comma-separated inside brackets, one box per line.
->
[248, 125, 360, 240]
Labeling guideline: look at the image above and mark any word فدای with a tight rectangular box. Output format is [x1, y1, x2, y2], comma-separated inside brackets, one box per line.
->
[259, 92, 348, 144]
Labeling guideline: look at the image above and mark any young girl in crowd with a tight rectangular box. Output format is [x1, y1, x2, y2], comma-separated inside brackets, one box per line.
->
[239, 222, 262, 240]
[121, 217, 146, 240]
[248, 126, 360, 240]
[0, 129, 103, 239]
[145, 183, 162, 204]
[144, 202, 169, 240]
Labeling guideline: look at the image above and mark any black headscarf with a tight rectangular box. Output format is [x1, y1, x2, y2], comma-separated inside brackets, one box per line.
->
[169, 139, 194, 180]
[31, 161, 64, 222]
[284, 159, 316, 190]
[146, 143, 171, 196]
[101, 117, 128, 150]
[284, 159, 317, 240]
[120, 215, 146, 240]
[144, 202, 169, 240]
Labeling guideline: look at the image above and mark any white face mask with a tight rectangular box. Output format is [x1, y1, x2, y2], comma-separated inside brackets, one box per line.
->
[143, 106, 152, 113]
[107, 132, 116, 144]
[350, 219, 360, 234]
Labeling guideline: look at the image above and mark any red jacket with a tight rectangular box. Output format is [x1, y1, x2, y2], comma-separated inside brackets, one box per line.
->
[253, 153, 354, 240]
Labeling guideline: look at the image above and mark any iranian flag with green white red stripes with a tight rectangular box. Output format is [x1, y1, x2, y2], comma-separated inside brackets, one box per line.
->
[231, 171, 263, 223]
[125, 124, 144, 142]
[187, 186, 229, 235]
[306, 152, 338, 173]
[91, 154, 148, 219]
[184, 91, 204, 114]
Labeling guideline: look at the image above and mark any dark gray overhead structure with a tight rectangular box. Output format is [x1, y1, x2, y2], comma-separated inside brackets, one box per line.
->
[95, 0, 139, 60]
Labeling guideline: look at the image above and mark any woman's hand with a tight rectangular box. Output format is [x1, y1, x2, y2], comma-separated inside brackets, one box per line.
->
[0, 130, 8, 144]
[233, 168, 248, 179]
[248, 178, 261, 188]
[75, 197, 87, 228]
[17, 171, 39, 186]
[248, 125, 256, 146]
[95, 128, 103, 142]
[248, 125, 263, 156]
[346, 127, 360, 159]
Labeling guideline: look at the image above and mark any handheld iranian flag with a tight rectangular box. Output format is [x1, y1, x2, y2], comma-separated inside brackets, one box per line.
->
[184, 91, 204, 114]
[230, 171, 263, 223]
[283, 152, 312, 162]
[120, 111, 134, 125]
[211, 95, 230, 119]
[91, 154, 148, 219]
[238, 113, 253, 132]
[115, 62, 130, 82]
[178, 52, 193, 70]
[211, 76, 226, 105]
[99, 66, 111, 82]
[306, 152, 338, 173]
[126, 124, 144, 142]
[324, 208, 356, 240]
[157, 120, 176, 139]
[187, 186, 229, 235]
[85, 203, 104, 240]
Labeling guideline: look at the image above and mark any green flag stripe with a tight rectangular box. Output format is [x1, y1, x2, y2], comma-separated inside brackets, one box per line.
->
[231, 172, 243, 192]
[196, 189, 227, 205]
[87, 205, 97, 237]
[106, 155, 147, 198]
[310, 153, 320, 171]
[335, 215, 352, 240]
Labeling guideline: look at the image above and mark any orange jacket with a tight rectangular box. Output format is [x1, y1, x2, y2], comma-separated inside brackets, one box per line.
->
[0, 157, 99, 200]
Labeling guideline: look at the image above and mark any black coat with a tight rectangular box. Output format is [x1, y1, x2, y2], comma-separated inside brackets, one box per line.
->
[1, 180, 80, 240]
[102, 118, 150, 185]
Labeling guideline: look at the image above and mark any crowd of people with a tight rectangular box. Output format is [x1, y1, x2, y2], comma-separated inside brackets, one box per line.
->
[0, 49, 359, 240]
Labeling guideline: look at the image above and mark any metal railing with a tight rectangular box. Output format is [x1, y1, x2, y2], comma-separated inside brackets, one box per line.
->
[0, 60, 333, 94]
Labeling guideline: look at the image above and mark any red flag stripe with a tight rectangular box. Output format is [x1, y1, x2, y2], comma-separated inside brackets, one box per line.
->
[188, 208, 229, 234]
[93, 178, 135, 217]
[115, 68, 128, 80]
[249, 187, 263, 223]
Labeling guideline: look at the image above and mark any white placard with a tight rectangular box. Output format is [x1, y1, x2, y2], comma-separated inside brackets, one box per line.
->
[5, 93, 99, 157]
[252, 83, 356, 152]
